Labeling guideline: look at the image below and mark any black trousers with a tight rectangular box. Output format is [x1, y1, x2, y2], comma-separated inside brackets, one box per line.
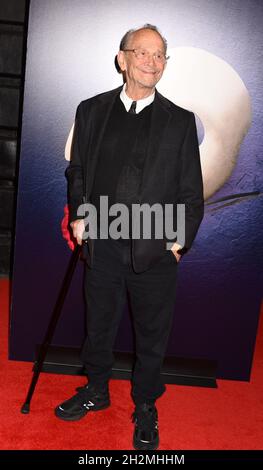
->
[81, 237, 178, 405]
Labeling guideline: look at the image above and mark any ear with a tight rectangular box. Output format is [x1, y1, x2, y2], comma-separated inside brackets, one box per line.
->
[117, 50, 127, 72]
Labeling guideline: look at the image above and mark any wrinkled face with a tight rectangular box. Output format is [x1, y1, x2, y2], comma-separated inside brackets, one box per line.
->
[117, 29, 167, 90]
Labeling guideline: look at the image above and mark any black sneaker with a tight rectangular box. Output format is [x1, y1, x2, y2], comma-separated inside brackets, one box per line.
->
[54, 384, 110, 421]
[132, 403, 159, 450]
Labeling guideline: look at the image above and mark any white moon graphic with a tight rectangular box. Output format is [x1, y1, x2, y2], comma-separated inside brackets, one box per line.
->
[158, 47, 251, 199]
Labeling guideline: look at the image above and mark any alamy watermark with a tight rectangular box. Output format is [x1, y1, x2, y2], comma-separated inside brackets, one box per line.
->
[77, 196, 185, 250]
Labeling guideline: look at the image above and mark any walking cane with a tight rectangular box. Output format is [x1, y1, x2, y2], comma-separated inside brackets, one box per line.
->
[21, 243, 82, 414]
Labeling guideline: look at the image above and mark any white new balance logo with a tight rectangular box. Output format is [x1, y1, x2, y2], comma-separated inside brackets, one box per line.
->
[83, 401, 95, 409]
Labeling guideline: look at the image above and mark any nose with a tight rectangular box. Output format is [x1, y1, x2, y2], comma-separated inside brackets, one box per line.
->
[144, 53, 155, 66]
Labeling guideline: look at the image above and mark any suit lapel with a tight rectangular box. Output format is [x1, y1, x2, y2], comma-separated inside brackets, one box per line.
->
[85, 86, 122, 200]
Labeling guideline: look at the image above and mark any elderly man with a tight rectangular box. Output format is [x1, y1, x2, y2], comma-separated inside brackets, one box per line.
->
[55, 24, 204, 450]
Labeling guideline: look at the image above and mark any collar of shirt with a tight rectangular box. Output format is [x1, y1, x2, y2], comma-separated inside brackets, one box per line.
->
[119, 83, 155, 114]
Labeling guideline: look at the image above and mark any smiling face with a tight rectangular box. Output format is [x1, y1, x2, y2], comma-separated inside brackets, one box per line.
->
[117, 29, 167, 98]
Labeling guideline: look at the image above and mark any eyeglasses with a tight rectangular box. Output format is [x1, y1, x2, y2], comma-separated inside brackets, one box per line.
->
[122, 48, 169, 63]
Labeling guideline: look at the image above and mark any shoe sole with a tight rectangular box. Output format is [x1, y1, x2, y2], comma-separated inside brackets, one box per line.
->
[133, 435, 159, 451]
[54, 401, 110, 422]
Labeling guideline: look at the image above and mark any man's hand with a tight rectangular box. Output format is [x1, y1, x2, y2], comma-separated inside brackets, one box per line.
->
[170, 242, 182, 263]
[70, 219, 85, 245]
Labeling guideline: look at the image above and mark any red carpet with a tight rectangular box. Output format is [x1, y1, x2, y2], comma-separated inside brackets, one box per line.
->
[0, 278, 262, 450]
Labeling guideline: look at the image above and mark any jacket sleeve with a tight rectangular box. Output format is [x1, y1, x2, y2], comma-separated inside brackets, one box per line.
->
[65, 102, 85, 223]
[178, 112, 204, 252]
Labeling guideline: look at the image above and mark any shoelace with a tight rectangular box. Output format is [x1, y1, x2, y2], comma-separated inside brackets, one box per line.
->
[67, 386, 96, 406]
[64, 385, 105, 407]
[131, 406, 158, 432]
[75, 385, 108, 398]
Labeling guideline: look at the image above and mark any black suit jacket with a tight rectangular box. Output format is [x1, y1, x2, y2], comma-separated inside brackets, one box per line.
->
[66, 85, 204, 272]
